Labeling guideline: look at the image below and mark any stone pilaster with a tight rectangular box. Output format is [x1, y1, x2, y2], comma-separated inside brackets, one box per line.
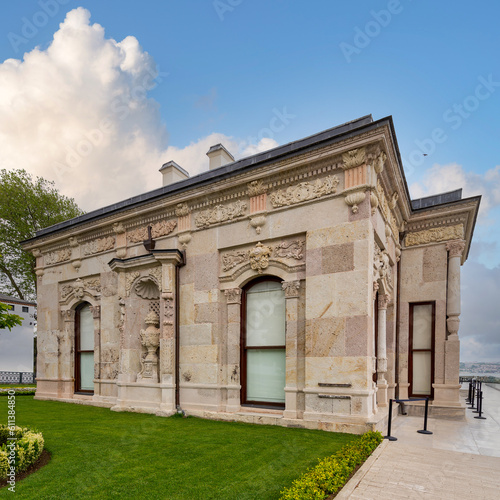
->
[224, 288, 242, 412]
[376, 293, 389, 407]
[282, 280, 304, 419]
[60, 309, 76, 397]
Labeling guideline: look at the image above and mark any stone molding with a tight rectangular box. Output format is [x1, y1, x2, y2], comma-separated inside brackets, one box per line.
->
[224, 288, 242, 304]
[282, 280, 300, 298]
[446, 239, 466, 258]
[269, 175, 339, 208]
[405, 224, 464, 247]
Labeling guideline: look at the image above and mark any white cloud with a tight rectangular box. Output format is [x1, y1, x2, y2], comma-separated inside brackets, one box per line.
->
[0, 8, 278, 211]
[409, 162, 500, 219]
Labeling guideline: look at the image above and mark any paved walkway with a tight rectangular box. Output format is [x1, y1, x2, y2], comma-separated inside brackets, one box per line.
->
[337, 383, 500, 499]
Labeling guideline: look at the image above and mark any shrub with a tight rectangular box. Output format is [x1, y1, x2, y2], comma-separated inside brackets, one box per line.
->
[0, 425, 44, 480]
[280, 431, 383, 500]
[0, 388, 36, 396]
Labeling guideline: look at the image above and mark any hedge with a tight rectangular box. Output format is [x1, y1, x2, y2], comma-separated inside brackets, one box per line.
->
[0, 388, 36, 396]
[280, 431, 383, 500]
[0, 425, 45, 480]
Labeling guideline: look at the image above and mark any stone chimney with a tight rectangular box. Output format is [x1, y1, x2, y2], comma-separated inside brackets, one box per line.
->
[206, 144, 234, 170]
[159, 161, 189, 187]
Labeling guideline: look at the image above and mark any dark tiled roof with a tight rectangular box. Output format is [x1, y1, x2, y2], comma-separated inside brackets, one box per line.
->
[411, 189, 463, 210]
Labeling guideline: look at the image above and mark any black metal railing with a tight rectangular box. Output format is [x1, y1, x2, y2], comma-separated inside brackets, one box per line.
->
[0, 371, 35, 384]
[465, 378, 487, 420]
[384, 398, 433, 441]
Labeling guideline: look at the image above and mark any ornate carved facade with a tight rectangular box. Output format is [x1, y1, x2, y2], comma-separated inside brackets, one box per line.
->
[23, 115, 480, 433]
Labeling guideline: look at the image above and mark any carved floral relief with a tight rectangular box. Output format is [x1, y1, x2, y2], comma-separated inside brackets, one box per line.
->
[269, 175, 339, 208]
[127, 219, 177, 243]
[44, 248, 72, 266]
[405, 224, 464, 247]
[194, 201, 247, 228]
[82, 236, 115, 256]
[274, 240, 304, 260]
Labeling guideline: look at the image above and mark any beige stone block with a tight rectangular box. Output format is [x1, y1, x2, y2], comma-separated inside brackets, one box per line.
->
[179, 283, 194, 325]
[195, 302, 219, 324]
[194, 253, 219, 290]
[322, 243, 354, 274]
[305, 274, 336, 319]
[423, 244, 448, 282]
[307, 219, 370, 250]
[305, 247, 322, 276]
[305, 356, 371, 389]
[179, 324, 213, 346]
[193, 289, 219, 304]
[179, 363, 218, 384]
[180, 345, 218, 364]
[345, 315, 370, 356]
[336, 270, 370, 317]
[305, 317, 345, 357]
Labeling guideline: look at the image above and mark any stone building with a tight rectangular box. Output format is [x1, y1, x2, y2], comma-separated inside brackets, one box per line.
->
[21, 115, 480, 433]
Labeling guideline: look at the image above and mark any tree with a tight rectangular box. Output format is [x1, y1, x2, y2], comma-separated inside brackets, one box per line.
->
[0, 302, 23, 331]
[0, 169, 85, 301]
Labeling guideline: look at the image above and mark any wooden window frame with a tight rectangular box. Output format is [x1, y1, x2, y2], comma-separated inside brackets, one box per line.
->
[75, 302, 94, 395]
[409, 301, 435, 399]
[240, 276, 286, 409]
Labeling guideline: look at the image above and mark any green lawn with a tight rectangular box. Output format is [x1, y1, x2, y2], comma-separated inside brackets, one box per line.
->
[0, 397, 357, 499]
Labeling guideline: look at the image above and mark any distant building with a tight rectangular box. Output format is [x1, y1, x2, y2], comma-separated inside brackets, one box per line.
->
[0, 293, 36, 372]
[22, 115, 480, 432]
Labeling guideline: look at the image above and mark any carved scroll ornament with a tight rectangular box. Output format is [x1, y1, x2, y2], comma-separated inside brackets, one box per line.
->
[82, 236, 115, 256]
[194, 201, 247, 228]
[405, 224, 464, 247]
[270, 175, 339, 208]
[44, 248, 72, 265]
[128, 219, 177, 243]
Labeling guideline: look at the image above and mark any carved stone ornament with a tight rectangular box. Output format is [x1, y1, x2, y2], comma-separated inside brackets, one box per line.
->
[128, 219, 177, 243]
[178, 233, 192, 248]
[373, 246, 393, 293]
[134, 277, 160, 300]
[44, 248, 71, 266]
[149, 267, 163, 288]
[125, 271, 140, 296]
[118, 297, 126, 348]
[282, 280, 300, 298]
[389, 192, 399, 210]
[194, 201, 247, 228]
[370, 191, 379, 215]
[274, 240, 304, 260]
[249, 242, 272, 274]
[82, 236, 115, 256]
[222, 250, 249, 272]
[344, 191, 366, 213]
[250, 215, 266, 234]
[89, 305, 101, 319]
[60, 277, 101, 300]
[378, 293, 390, 310]
[69, 237, 79, 248]
[405, 224, 464, 247]
[446, 239, 466, 258]
[162, 292, 174, 326]
[376, 180, 399, 238]
[175, 203, 191, 217]
[247, 180, 267, 197]
[224, 288, 242, 304]
[32, 248, 42, 258]
[112, 222, 126, 234]
[269, 175, 339, 208]
[137, 311, 160, 382]
[374, 151, 387, 174]
[342, 147, 366, 170]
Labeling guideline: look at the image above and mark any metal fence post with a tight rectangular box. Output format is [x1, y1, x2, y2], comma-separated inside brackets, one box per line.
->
[417, 398, 433, 435]
[384, 399, 397, 441]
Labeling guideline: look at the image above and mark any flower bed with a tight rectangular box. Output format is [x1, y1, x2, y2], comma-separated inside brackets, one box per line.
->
[0, 425, 45, 480]
[280, 431, 383, 500]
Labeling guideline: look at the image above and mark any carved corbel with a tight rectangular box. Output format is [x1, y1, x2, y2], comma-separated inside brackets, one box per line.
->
[224, 288, 242, 304]
[282, 280, 300, 299]
[344, 191, 366, 213]
[369, 191, 379, 215]
[250, 215, 266, 234]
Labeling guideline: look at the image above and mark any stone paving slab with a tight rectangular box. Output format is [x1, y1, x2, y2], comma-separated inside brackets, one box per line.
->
[337, 441, 500, 499]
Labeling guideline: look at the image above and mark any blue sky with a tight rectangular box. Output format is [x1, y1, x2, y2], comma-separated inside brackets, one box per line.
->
[0, 0, 499, 362]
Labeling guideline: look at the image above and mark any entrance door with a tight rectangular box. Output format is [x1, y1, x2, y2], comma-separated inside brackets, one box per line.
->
[241, 279, 286, 408]
[409, 302, 435, 398]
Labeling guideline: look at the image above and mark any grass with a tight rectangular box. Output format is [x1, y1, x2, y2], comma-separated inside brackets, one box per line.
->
[0, 397, 357, 499]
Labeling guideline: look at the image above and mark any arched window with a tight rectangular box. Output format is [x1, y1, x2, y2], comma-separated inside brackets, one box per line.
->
[75, 303, 94, 394]
[241, 278, 286, 408]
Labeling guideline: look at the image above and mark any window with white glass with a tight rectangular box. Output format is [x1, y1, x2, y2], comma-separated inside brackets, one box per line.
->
[75, 303, 94, 393]
[409, 302, 435, 398]
[241, 279, 286, 408]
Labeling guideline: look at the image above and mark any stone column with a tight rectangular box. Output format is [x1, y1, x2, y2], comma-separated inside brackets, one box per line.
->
[442, 240, 466, 403]
[224, 288, 242, 412]
[376, 293, 390, 407]
[282, 280, 303, 419]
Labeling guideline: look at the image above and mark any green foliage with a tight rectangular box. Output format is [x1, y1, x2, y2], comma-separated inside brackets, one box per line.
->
[0, 425, 44, 479]
[0, 169, 84, 301]
[0, 302, 23, 330]
[280, 431, 383, 499]
[0, 388, 37, 396]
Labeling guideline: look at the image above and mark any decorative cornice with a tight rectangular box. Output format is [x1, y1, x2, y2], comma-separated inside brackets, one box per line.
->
[405, 224, 464, 247]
